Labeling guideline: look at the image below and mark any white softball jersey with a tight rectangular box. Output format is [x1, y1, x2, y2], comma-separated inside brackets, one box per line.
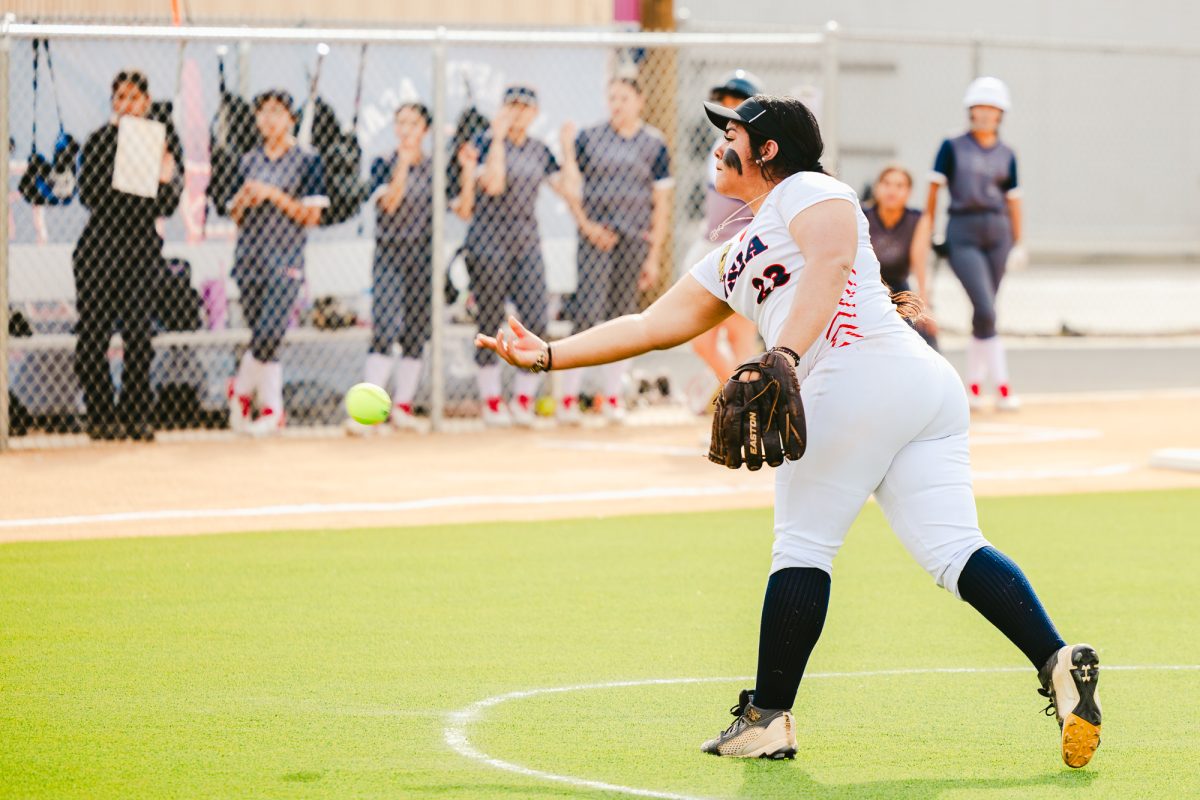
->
[689, 171, 914, 383]
[687, 171, 991, 596]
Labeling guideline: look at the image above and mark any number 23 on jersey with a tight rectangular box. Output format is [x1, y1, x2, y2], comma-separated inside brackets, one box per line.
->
[720, 234, 792, 305]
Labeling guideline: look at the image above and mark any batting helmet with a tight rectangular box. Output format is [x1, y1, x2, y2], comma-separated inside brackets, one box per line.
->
[711, 69, 762, 102]
[963, 76, 1011, 111]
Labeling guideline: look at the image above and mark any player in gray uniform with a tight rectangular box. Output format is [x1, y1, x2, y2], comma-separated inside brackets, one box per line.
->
[455, 86, 565, 427]
[864, 164, 937, 349]
[926, 77, 1023, 410]
[226, 90, 328, 436]
[346, 103, 435, 435]
[556, 77, 673, 424]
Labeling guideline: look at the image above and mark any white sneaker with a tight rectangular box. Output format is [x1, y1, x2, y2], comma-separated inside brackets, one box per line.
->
[509, 395, 536, 428]
[601, 395, 627, 424]
[1038, 644, 1102, 768]
[227, 380, 251, 434]
[389, 403, 425, 433]
[968, 383, 987, 412]
[996, 386, 1022, 411]
[558, 396, 583, 426]
[481, 398, 512, 428]
[246, 408, 285, 437]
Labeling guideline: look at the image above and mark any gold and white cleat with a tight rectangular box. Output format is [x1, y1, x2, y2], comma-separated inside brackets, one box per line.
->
[1038, 644, 1102, 768]
[700, 689, 797, 760]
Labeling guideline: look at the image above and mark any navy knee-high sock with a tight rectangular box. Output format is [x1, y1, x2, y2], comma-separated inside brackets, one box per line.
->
[957, 546, 1066, 668]
[753, 567, 831, 710]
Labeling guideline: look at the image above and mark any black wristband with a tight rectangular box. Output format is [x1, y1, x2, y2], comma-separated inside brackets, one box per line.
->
[772, 346, 801, 368]
[545, 344, 554, 372]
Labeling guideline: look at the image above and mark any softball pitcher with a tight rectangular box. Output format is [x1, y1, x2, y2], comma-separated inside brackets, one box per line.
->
[477, 94, 1101, 768]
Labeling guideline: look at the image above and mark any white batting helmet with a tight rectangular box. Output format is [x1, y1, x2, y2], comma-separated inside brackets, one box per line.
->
[963, 76, 1011, 111]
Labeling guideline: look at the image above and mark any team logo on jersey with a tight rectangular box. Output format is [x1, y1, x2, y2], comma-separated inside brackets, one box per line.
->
[722, 235, 771, 297]
[716, 242, 734, 281]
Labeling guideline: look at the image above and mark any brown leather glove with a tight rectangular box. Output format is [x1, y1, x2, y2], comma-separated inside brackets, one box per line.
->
[708, 349, 807, 470]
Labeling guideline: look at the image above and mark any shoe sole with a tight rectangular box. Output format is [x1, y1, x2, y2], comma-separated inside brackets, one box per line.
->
[752, 747, 796, 760]
[1061, 645, 1102, 768]
[705, 742, 796, 760]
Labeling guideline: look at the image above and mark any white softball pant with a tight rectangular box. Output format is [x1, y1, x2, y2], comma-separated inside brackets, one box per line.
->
[772, 333, 990, 597]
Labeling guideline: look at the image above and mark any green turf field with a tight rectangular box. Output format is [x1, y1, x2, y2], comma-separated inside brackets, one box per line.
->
[2, 489, 1198, 799]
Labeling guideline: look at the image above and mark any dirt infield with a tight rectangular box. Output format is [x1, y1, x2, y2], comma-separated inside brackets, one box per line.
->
[2, 390, 1198, 544]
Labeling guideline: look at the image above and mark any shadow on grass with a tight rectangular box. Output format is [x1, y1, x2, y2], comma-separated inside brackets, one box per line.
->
[739, 760, 1098, 799]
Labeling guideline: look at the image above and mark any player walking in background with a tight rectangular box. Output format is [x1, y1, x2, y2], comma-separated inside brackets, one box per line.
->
[926, 76, 1024, 410]
[477, 93, 1101, 769]
[346, 102, 435, 435]
[455, 85, 564, 428]
[687, 71, 763, 394]
[555, 77, 672, 424]
[226, 90, 327, 436]
[865, 164, 938, 349]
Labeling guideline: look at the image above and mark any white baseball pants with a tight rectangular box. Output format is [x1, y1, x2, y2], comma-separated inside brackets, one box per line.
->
[772, 333, 990, 597]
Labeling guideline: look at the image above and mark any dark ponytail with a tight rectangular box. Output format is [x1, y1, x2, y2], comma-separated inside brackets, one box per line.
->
[744, 94, 828, 182]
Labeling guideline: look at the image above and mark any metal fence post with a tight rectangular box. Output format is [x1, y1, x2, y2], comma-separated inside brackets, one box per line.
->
[0, 19, 12, 453]
[821, 20, 840, 176]
[429, 27, 448, 431]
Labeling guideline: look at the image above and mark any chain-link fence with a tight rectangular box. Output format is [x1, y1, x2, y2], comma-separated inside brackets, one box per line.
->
[3, 21, 1198, 449]
[0, 24, 830, 447]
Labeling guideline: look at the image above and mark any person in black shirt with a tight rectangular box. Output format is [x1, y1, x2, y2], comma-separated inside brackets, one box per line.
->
[73, 70, 183, 441]
[864, 165, 938, 350]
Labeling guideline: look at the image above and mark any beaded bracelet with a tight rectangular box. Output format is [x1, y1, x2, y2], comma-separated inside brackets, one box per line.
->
[530, 344, 554, 373]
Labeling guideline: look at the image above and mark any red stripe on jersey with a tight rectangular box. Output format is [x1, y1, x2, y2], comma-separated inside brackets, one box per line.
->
[825, 311, 855, 340]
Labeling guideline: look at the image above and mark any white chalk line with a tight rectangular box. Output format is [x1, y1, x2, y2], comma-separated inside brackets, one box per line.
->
[0, 461, 1145, 531]
[445, 665, 1200, 800]
[0, 485, 767, 529]
[973, 463, 1134, 480]
[969, 423, 1104, 446]
[539, 440, 709, 458]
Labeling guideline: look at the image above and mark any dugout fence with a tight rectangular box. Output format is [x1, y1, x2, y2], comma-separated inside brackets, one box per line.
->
[2, 18, 1198, 449]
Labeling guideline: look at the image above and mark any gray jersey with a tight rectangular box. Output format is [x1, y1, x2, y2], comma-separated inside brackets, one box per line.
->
[466, 131, 559, 252]
[931, 133, 1018, 216]
[231, 145, 328, 280]
[576, 122, 672, 237]
[865, 206, 921, 288]
[370, 154, 433, 244]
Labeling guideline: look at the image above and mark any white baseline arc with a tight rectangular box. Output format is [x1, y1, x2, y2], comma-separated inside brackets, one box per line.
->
[444, 665, 1200, 800]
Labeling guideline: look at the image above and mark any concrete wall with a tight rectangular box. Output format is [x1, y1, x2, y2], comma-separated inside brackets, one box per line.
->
[679, 1, 1200, 255]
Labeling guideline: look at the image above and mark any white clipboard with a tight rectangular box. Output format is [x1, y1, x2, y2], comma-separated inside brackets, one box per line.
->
[112, 115, 166, 198]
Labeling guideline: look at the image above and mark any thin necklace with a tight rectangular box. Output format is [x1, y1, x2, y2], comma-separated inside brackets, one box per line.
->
[708, 188, 773, 242]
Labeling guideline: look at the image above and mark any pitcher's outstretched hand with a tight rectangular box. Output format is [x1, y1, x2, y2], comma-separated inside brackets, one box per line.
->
[475, 316, 547, 370]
